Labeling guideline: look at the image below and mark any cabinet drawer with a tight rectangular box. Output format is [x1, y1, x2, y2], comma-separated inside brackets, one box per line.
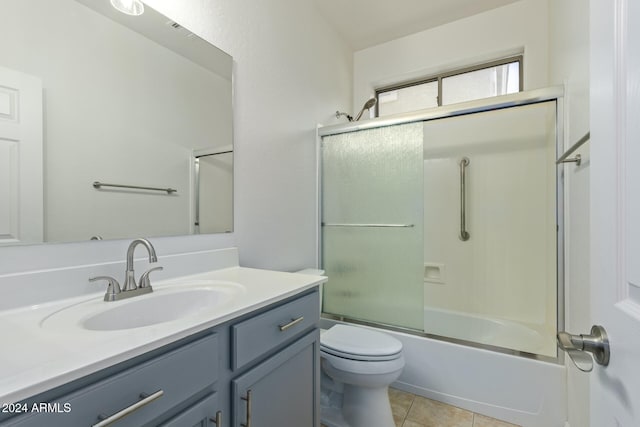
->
[231, 291, 319, 370]
[6, 333, 219, 427]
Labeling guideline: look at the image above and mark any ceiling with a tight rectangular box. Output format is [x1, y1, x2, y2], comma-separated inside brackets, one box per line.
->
[313, 0, 522, 51]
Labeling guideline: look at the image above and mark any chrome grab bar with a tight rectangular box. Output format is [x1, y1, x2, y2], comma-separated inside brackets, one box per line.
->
[322, 223, 414, 228]
[93, 181, 177, 194]
[459, 157, 470, 241]
[93, 389, 164, 427]
[194, 158, 201, 228]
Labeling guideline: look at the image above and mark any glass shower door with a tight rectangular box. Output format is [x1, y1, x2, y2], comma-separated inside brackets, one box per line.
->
[321, 122, 424, 331]
[422, 101, 558, 357]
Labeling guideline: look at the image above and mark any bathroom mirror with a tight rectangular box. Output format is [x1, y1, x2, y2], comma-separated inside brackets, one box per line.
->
[0, 0, 233, 245]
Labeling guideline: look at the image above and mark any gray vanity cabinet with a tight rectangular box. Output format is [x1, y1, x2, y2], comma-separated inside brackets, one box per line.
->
[232, 331, 319, 427]
[2, 333, 222, 427]
[230, 290, 320, 427]
[0, 288, 320, 427]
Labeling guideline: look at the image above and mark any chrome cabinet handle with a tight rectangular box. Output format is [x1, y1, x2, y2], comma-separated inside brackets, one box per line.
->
[240, 389, 252, 427]
[210, 410, 222, 425]
[459, 157, 470, 241]
[278, 316, 304, 332]
[92, 389, 164, 427]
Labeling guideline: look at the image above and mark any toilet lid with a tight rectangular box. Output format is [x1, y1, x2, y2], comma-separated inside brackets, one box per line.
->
[320, 325, 402, 360]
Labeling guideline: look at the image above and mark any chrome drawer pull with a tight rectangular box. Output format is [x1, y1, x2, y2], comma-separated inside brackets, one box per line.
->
[241, 389, 252, 427]
[210, 410, 222, 425]
[92, 389, 164, 427]
[278, 316, 304, 331]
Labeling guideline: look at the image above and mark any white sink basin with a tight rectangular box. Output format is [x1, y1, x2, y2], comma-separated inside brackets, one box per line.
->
[41, 281, 245, 331]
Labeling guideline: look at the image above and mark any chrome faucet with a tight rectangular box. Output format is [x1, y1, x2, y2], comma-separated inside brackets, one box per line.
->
[90, 238, 163, 302]
[123, 238, 158, 291]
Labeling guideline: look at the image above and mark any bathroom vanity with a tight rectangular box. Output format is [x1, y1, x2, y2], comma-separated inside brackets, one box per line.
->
[0, 250, 325, 427]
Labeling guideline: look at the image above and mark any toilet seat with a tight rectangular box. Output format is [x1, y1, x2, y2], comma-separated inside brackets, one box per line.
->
[321, 346, 401, 361]
[320, 325, 403, 361]
[321, 350, 405, 377]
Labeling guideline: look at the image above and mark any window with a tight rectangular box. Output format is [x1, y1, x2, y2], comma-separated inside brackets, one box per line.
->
[376, 56, 522, 117]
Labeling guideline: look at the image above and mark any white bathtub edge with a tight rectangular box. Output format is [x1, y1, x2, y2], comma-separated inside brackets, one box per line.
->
[321, 318, 568, 427]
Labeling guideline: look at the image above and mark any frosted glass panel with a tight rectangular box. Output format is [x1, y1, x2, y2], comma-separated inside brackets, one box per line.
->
[321, 123, 423, 330]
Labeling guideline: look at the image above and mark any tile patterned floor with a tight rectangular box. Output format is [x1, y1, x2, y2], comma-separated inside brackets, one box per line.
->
[389, 388, 521, 427]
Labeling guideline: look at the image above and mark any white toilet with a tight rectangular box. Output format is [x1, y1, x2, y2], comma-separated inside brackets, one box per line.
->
[320, 324, 405, 427]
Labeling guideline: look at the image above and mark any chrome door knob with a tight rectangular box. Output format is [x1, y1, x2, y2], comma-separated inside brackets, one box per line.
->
[557, 325, 610, 372]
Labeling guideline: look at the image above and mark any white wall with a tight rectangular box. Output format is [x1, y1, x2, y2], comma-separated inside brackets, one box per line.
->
[548, 1, 591, 426]
[0, 0, 351, 275]
[144, 0, 352, 272]
[353, 0, 549, 110]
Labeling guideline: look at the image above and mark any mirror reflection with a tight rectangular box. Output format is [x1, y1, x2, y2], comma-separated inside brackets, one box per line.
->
[0, 0, 233, 245]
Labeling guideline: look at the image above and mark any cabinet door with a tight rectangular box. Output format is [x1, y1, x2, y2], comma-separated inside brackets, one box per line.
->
[232, 330, 319, 427]
[158, 392, 221, 427]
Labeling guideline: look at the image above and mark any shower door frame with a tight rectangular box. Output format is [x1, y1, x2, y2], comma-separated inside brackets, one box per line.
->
[316, 86, 566, 363]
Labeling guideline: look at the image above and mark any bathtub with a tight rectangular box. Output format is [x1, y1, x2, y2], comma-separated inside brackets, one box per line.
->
[320, 316, 567, 427]
[423, 306, 556, 357]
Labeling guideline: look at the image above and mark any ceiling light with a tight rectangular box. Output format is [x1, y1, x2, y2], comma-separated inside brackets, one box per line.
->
[110, 0, 144, 16]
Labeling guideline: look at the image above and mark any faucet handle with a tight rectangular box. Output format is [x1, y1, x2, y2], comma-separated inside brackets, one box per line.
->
[139, 266, 163, 289]
[90, 276, 121, 302]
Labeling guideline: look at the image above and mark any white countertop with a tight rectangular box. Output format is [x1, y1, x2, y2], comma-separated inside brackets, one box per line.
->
[0, 266, 326, 404]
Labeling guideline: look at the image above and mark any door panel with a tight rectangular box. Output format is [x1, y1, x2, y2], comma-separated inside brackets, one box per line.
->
[321, 123, 424, 331]
[0, 66, 43, 244]
[232, 332, 318, 427]
[590, 0, 640, 425]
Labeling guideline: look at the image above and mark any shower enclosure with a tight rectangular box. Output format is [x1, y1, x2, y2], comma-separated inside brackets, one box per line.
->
[192, 147, 233, 234]
[320, 88, 562, 360]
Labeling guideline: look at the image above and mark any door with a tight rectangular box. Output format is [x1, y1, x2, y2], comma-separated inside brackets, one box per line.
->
[321, 122, 424, 331]
[232, 331, 319, 427]
[590, 1, 640, 425]
[0, 66, 43, 244]
[158, 393, 221, 427]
